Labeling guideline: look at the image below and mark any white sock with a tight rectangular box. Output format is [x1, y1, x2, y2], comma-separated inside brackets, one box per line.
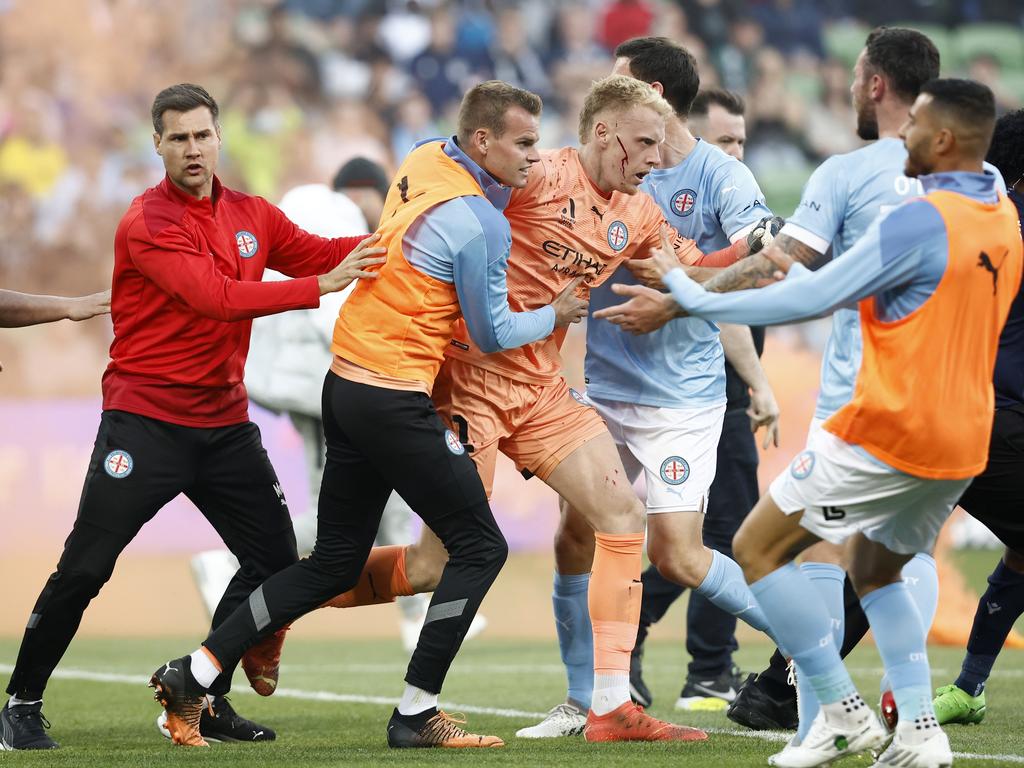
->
[8, 696, 42, 707]
[398, 684, 438, 716]
[591, 673, 629, 716]
[189, 648, 220, 689]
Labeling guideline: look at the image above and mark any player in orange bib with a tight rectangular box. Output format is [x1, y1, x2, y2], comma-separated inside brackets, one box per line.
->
[600, 78, 1022, 768]
[147, 81, 589, 750]
[326, 75, 774, 743]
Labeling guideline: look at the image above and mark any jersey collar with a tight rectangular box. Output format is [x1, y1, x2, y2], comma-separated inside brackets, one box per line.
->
[413, 136, 512, 211]
[160, 174, 225, 213]
[920, 171, 999, 204]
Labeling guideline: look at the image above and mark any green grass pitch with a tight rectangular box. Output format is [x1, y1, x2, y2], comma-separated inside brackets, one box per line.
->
[1, 636, 1022, 767]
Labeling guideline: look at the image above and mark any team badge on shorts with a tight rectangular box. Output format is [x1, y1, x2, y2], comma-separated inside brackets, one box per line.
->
[235, 230, 259, 259]
[104, 450, 134, 479]
[568, 387, 587, 405]
[660, 456, 690, 485]
[607, 220, 629, 252]
[444, 429, 466, 455]
[791, 450, 815, 480]
[671, 188, 697, 217]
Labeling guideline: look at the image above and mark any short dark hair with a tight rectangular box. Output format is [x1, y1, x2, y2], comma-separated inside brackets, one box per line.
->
[920, 78, 997, 153]
[864, 27, 940, 103]
[456, 81, 542, 145]
[614, 36, 700, 117]
[690, 88, 746, 119]
[151, 83, 219, 135]
[986, 109, 1024, 185]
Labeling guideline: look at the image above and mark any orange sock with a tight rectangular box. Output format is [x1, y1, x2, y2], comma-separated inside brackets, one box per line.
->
[322, 545, 414, 608]
[589, 532, 644, 675]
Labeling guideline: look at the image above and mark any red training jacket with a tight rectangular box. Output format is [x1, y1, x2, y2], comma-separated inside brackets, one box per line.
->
[103, 175, 364, 427]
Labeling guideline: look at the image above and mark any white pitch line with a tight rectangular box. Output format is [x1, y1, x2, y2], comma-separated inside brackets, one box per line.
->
[1, 663, 1021, 763]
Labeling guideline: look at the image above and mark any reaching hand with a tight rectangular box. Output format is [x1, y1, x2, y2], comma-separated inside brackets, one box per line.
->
[550, 275, 589, 327]
[67, 290, 111, 321]
[627, 225, 681, 289]
[318, 233, 387, 295]
[590, 283, 679, 334]
[747, 385, 781, 449]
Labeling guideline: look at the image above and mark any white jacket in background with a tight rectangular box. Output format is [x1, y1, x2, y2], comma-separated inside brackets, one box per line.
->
[245, 184, 369, 417]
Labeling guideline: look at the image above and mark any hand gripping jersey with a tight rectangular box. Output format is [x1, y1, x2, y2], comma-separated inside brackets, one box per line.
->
[332, 142, 485, 387]
[825, 188, 1023, 478]
[445, 146, 705, 384]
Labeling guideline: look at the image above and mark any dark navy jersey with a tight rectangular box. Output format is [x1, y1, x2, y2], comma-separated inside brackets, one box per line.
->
[993, 189, 1024, 410]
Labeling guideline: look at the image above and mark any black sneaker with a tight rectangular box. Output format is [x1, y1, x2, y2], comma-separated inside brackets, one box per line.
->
[0, 700, 59, 750]
[386, 707, 503, 748]
[629, 645, 653, 708]
[150, 656, 210, 747]
[727, 672, 799, 730]
[157, 696, 277, 743]
[675, 665, 744, 711]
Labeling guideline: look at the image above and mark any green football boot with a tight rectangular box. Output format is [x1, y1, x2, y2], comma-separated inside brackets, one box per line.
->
[933, 684, 986, 725]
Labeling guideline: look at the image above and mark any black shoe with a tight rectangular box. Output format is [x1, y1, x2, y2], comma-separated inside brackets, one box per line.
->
[150, 656, 210, 746]
[629, 644, 653, 708]
[386, 707, 503, 748]
[726, 672, 799, 731]
[158, 695, 277, 743]
[0, 700, 59, 750]
[676, 665, 744, 711]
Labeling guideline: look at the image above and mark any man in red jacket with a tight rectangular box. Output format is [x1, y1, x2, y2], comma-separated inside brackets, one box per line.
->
[0, 83, 384, 751]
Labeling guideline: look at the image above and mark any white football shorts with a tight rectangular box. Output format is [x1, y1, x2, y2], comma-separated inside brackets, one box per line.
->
[585, 394, 726, 514]
[769, 423, 970, 554]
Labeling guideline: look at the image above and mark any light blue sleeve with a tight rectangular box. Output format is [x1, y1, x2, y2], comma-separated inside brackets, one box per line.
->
[453, 196, 555, 353]
[662, 199, 944, 325]
[786, 154, 850, 243]
[713, 161, 772, 239]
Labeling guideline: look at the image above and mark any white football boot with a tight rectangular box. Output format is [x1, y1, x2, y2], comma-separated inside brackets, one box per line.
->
[515, 701, 587, 738]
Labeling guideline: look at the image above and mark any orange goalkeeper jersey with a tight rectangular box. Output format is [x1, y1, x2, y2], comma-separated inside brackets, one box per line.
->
[445, 146, 706, 384]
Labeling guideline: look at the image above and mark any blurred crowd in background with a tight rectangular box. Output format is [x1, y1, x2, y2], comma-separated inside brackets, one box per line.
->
[1, 0, 1023, 394]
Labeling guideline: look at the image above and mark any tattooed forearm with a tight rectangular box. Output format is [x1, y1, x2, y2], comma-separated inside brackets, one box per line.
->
[702, 234, 824, 294]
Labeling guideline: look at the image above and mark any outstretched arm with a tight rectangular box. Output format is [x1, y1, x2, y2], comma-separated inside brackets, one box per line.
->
[598, 199, 941, 329]
[701, 232, 825, 293]
[0, 289, 110, 327]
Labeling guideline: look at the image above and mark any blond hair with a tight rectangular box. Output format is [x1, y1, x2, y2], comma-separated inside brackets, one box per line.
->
[457, 80, 542, 145]
[577, 74, 674, 144]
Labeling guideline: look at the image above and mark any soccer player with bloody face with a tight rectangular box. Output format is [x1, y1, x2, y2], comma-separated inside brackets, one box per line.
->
[323, 75, 771, 744]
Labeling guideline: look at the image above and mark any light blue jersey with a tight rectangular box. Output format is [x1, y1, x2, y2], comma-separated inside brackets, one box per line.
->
[786, 138, 1004, 419]
[585, 139, 771, 407]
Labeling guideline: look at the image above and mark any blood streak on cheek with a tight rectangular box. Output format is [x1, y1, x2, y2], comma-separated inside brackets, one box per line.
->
[616, 137, 629, 177]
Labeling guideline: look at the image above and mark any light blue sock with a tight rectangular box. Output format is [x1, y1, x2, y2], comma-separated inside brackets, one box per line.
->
[696, 549, 772, 633]
[880, 553, 938, 693]
[861, 581, 934, 723]
[796, 562, 846, 741]
[750, 562, 856, 706]
[553, 571, 593, 709]
[902, 553, 939, 631]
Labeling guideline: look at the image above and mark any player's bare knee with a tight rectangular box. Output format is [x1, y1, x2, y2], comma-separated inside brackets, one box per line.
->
[650, 552, 703, 588]
[406, 546, 447, 592]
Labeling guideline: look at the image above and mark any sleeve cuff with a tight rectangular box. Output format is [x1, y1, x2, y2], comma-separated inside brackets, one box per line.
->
[779, 222, 830, 254]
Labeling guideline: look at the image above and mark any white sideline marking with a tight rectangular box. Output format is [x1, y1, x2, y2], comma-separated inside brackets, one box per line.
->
[275, 662, 1024, 679]
[1, 662, 1021, 762]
